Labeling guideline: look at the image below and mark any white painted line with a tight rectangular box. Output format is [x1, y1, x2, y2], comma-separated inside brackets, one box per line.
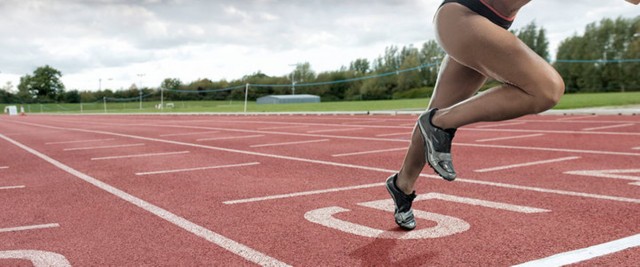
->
[197, 135, 264, 141]
[565, 169, 640, 186]
[91, 151, 190, 161]
[159, 131, 219, 137]
[251, 139, 329, 148]
[258, 125, 309, 130]
[375, 132, 409, 137]
[332, 147, 407, 157]
[11, 122, 640, 206]
[0, 134, 290, 267]
[399, 123, 416, 127]
[0, 166, 8, 170]
[456, 142, 640, 157]
[475, 122, 525, 128]
[341, 119, 386, 125]
[0, 185, 25, 190]
[45, 138, 115, 145]
[136, 162, 260, 176]
[0, 250, 71, 267]
[555, 115, 597, 121]
[475, 156, 581, 173]
[306, 128, 363, 134]
[420, 193, 549, 213]
[582, 123, 634, 131]
[224, 183, 384, 205]
[513, 233, 640, 267]
[633, 147, 640, 150]
[63, 143, 145, 151]
[0, 223, 59, 233]
[476, 133, 545, 143]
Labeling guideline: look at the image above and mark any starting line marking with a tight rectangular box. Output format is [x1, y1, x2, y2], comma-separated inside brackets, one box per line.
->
[91, 151, 190, 161]
[251, 139, 330, 148]
[63, 143, 145, 151]
[0, 134, 290, 267]
[582, 123, 635, 131]
[258, 125, 309, 130]
[159, 131, 219, 137]
[475, 122, 526, 128]
[46, 138, 115, 145]
[0, 166, 8, 170]
[0, 223, 59, 233]
[375, 132, 409, 137]
[475, 156, 581, 173]
[136, 162, 260, 176]
[197, 134, 264, 141]
[476, 133, 545, 143]
[306, 128, 363, 134]
[565, 169, 640, 186]
[332, 147, 407, 157]
[513, 233, 640, 267]
[224, 182, 384, 205]
[0, 185, 25, 190]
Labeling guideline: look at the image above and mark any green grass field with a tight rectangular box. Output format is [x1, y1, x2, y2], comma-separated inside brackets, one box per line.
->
[2, 91, 639, 114]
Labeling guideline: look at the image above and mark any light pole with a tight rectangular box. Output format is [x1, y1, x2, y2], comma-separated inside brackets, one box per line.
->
[288, 63, 298, 95]
[137, 74, 145, 110]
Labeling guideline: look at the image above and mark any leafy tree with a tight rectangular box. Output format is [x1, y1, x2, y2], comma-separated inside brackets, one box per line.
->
[512, 21, 550, 60]
[17, 65, 66, 102]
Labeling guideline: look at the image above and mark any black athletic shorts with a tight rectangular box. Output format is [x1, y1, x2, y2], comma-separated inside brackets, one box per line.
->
[440, 0, 514, 29]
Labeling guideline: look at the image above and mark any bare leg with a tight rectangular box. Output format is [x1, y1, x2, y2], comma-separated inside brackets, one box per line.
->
[396, 57, 486, 194]
[431, 4, 565, 129]
[395, 3, 564, 194]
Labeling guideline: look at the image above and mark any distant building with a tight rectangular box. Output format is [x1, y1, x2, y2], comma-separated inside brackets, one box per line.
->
[256, 94, 321, 104]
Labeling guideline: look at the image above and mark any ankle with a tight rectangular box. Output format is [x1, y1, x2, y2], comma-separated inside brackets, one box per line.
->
[395, 174, 415, 195]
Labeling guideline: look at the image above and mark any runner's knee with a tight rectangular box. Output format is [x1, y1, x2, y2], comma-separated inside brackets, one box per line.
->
[531, 71, 565, 113]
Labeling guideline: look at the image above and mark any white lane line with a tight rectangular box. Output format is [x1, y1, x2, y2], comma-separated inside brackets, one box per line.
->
[0, 185, 25, 190]
[456, 143, 640, 157]
[634, 147, 640, 150]
[476, 133, 545, 143]
[159, 131, 219, 137]
[197, 135, 264, 142]
[136, 162, 260, 176]
[258, 125, 309, 130]
[306, 128, 363, 134]
[475, 156, 581, 173]
[582, 123, 634, 131]
[513, 233, 640, 267]
[475, 122, 526, 128]
[565, 169, 640, 186]
[10, 121, 640, 206]
[341, 119, 386, 125]
[91, 151, 190, 161]
[251, 139, 329, 148]
[0, 250, 71, 267]
[555, 115, 597, 121]
[0, 134, 290, 267]
[224, 183, 384, 205]
[45, 138, 115, 145]
[63, 143, 145, 151]
[375, 132, 409, 137]
[0, 223, 59, 233]
[0, 166, 8, 170]
[332, 147, 407, 157]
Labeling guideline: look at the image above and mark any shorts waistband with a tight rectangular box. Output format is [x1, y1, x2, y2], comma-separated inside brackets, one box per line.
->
[441, 0, 514, 29]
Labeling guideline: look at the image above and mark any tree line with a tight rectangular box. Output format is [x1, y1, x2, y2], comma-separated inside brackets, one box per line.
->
[1, 16, 638, 105]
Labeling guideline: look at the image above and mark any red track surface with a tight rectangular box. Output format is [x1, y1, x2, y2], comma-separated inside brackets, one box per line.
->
[0, 113, 639, 266]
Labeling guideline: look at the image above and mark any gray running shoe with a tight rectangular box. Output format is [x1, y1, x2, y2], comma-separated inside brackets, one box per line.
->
[417, 108, 457, 181]
[385, 173, 416, 230]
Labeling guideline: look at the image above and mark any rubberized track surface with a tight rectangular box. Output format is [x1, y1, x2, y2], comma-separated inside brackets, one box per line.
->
[0, 114, 639, 266]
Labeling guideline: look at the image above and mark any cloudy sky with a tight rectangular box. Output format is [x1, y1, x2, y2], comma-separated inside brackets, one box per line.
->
[0, 0, 638, 91]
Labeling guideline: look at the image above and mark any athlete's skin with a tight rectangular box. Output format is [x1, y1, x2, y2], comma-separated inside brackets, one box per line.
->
[394, 0, 636, 194]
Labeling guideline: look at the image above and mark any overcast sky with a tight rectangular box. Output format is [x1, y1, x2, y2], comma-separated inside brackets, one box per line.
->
[0, 0, 638, 91]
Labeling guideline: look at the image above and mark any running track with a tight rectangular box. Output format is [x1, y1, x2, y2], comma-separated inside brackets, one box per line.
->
[0, 113, 639, 266]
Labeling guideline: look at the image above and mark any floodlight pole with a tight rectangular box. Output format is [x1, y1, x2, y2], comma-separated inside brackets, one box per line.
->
[244, 83, 249, 113]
